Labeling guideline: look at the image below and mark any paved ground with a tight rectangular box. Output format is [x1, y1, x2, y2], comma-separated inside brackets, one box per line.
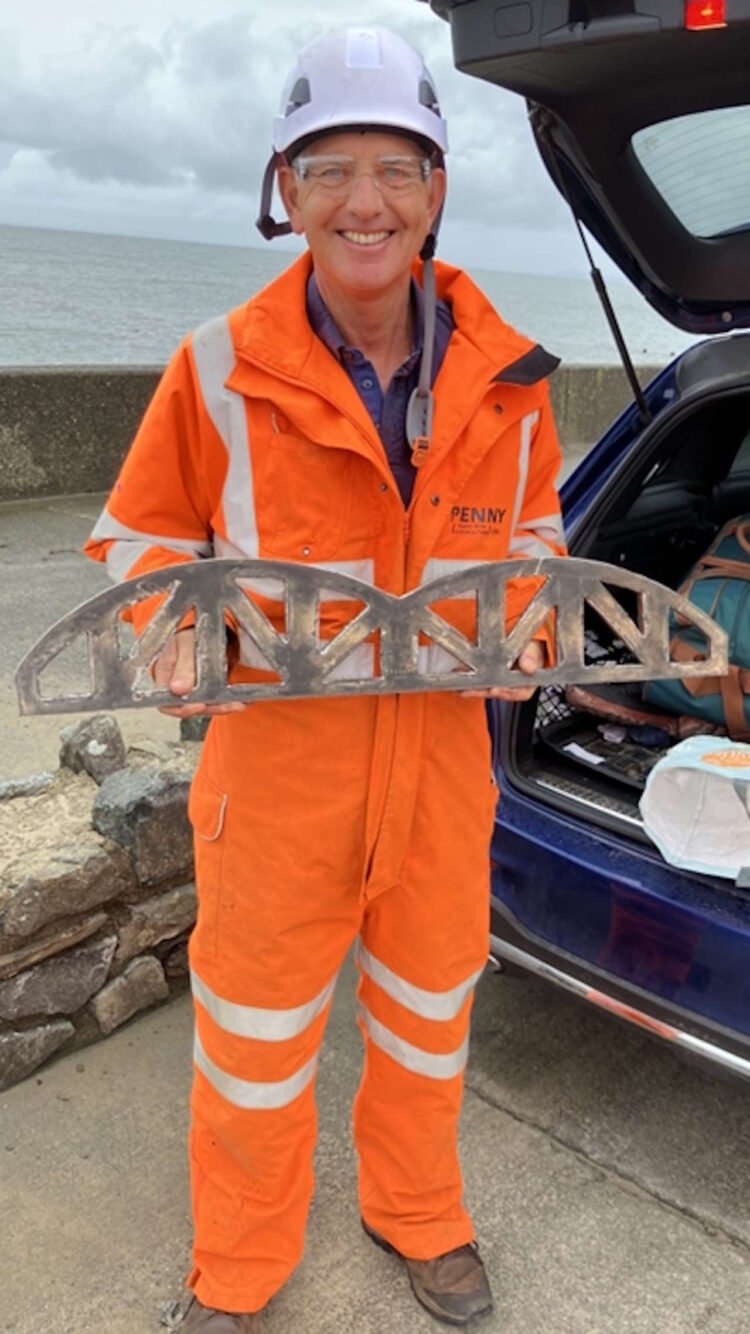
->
[3, 962, 750, 1334]
[2, 493, 750, 1333]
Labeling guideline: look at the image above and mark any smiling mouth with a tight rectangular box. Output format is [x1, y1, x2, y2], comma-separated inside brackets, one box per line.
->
[340, 230, 392, 246]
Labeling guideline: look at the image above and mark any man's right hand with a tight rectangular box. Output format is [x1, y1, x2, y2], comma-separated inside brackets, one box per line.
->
[153, 628, 246, 718]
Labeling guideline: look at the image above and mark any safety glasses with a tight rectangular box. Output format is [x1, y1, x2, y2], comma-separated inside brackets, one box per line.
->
[292, 154, 432, 196]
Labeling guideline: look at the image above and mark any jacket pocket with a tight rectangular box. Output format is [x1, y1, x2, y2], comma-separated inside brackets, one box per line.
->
[189, 770, 227, 841]
[188, 771, 228, 959]
[256, 433, 353, 561]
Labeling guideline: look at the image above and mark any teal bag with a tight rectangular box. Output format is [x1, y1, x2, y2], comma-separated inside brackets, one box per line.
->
[644, 516, 750, 739]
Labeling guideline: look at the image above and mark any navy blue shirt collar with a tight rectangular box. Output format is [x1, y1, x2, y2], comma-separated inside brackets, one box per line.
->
[306, 272, 425, 371]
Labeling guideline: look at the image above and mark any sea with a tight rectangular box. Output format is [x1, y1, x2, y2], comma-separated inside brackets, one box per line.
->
[0, 222, 699, 368]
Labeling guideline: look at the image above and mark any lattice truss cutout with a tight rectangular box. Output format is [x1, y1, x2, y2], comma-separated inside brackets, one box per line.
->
[16, 557, 728, 715]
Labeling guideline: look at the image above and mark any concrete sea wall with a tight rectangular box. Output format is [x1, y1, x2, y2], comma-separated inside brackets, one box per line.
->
[0, 363, 661, 502]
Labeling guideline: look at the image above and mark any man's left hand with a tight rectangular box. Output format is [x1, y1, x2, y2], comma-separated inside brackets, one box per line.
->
[460, 639, 545, 702]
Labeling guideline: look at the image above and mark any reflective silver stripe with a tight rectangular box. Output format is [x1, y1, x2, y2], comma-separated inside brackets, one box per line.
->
[358, 1004, 469, 1080]
[193, 1031, 317, 1109]
[216, 547, 289, 671]
[416, 644, 463, 673]
[315, 558, 376, 587]
[418, 561, 477, 671]
[215, 544, 378, 675]
[90, 507, 214, 556]
[191, 970, 337, 1041]
[509, 410, 539, 544]
[191, 315, 259, 559]
[104, 539, 203, 583]
[104, 539, 153, 583]
[357, 943, 482, 1021]
[420, 557, 489, 585]
[325, 643, 376, 680]
[517, 512, 565, 543]
[418, 558, 492, 670]
[237, 633, 279, 671]
[316, 561, 377, 679]
[508, 535, 558, 561]
[91, 506, 213, 583]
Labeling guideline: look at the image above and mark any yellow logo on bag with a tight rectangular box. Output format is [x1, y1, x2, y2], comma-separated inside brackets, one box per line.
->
[702, 750, 750, 767]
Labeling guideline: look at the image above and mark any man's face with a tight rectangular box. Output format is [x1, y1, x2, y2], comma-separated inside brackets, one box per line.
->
[278, 130, 446, 300]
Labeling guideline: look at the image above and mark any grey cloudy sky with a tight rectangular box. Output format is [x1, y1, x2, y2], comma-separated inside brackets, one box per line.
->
[0, 0, 585, 274]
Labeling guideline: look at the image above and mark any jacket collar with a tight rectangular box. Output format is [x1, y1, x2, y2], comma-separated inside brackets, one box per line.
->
[232, 250, 556, 388]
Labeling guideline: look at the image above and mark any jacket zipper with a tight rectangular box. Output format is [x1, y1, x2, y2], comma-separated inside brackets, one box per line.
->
[403, 511, 412, 592]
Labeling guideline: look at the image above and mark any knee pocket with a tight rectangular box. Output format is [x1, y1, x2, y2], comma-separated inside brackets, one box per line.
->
[189, 771, 229, 959]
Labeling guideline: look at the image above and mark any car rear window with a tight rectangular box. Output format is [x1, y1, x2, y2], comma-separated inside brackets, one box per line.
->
[632, 106, 750, 239]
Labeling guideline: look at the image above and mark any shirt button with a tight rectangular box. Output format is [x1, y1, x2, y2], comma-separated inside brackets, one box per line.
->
[380, 482, 389, 492]
[362, 378, 374, 389]
[431, 495, 440, 506]
[301, 545, 312, 557]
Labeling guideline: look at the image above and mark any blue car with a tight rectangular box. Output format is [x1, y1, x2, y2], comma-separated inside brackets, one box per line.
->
[424, 0, 750, 1078]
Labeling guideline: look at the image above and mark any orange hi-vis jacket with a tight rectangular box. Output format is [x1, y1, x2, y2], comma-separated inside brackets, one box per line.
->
[86, 252, 563, 651]
[85, 252, 565, 1314]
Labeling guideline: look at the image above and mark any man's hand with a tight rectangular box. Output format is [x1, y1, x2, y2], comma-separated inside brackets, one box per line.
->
[460, 639, 545, 702]
[153, 628, 246, 718]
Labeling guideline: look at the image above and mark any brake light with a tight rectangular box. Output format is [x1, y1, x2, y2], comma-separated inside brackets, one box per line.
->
[685, 0, 726, 29]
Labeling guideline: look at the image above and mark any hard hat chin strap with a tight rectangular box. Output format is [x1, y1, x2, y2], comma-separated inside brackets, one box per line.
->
[256, 155, 293, 241]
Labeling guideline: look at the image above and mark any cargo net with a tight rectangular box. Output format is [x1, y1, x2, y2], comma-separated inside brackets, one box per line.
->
[534, 628, 637, 736]
[535, 684, 574, 731]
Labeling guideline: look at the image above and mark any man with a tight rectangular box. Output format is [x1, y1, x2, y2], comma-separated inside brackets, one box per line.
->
[86, 25, 565, 1331]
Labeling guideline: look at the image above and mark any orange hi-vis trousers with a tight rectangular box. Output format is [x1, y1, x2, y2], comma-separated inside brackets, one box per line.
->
[185, 691, 496, 1315]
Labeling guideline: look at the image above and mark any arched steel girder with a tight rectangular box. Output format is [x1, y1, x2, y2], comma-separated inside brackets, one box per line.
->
[15, 557, 727, 716]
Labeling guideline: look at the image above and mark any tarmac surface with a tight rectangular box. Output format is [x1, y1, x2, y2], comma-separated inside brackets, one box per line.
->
[2, 494, 750, 1333]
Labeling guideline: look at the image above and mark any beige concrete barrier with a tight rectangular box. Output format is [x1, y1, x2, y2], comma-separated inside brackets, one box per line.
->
[0, 363, 661, 502]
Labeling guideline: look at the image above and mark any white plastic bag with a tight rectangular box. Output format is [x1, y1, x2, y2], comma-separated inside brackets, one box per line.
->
[639, 736, 750, 879]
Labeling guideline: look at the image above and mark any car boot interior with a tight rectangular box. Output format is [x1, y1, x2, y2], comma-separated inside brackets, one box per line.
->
[509, 338, 750, 837]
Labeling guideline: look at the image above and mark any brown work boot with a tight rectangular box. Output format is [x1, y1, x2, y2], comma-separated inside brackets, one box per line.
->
[363, 1221, 493, 1327]
[178, 1294, 264, 1331]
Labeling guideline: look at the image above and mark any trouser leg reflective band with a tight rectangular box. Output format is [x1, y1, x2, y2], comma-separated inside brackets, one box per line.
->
[187, 963, 339, 1313]
[353, 905, 488, 1260]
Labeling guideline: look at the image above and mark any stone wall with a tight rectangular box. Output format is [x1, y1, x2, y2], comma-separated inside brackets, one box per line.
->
[0, 715, 203, 1091]
[0, 364, 662, 502]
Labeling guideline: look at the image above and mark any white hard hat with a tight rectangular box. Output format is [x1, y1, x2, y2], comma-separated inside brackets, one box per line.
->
[257, 26, 448, 241]
[275, 26, 447, 158]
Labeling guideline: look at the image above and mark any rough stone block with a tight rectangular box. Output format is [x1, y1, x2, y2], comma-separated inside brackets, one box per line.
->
[180, 716, 210, 743]
[161, 938, 190, 978]
[0, 936, 117, 1021]
[0, 771, 96, 879]
[0, 1020, 74, 1091]
[0, 840, 134, 942]
[89, 955, 169, 1035]
[59, 715, 127, 784]
[114, 883, 196, 967]
[0, 913, 108, 983]
[0, 773, 55, 802]
[92, 770, 193, 887]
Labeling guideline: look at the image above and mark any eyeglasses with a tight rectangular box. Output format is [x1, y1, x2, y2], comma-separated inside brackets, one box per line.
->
[292, 154, 432, 197]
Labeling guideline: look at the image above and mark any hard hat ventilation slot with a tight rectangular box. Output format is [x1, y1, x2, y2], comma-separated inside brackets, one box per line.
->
[285, 78, 311, 115]
[419, 79, 441, 114]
